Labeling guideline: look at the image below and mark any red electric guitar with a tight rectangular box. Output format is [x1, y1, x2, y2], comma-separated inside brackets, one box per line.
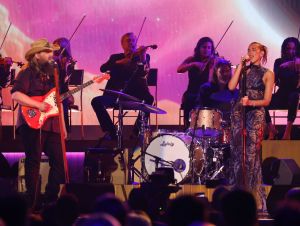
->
[21, 73, 110, 129]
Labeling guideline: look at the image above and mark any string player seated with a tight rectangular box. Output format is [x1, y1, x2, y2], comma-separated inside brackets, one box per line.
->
[177, 37, 218, 129]
[53, 37, 76, 133]
[91, 32, 154, 144]
[266, 37, 300, 140]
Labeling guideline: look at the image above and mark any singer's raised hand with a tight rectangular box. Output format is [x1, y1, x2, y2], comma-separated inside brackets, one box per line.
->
[240, 54, 250, 65]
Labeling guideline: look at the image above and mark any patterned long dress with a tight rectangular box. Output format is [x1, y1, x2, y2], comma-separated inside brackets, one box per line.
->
[230, 65, 267, 210]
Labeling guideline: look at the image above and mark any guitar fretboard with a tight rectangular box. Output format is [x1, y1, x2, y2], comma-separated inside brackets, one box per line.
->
[60, 80, 94, 101]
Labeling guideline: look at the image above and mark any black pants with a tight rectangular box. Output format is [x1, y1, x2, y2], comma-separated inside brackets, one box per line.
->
[266, 90, 299, 123]
[18, 124, 65, 204]
[91, 93, 154, 136]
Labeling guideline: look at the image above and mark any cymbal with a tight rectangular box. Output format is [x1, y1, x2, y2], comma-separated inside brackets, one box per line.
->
[99, 89, 141, 102]
[118, 101, 167, 114]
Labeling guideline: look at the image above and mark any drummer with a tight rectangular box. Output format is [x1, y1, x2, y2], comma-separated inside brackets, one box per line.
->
[91, 32, 154, 143]
[197, 59, 238, 122]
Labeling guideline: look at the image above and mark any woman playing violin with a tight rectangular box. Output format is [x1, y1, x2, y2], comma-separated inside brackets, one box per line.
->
[266, 37, 300, 140]
[53, 37, 76, 133]
[177, 36, 218, 128]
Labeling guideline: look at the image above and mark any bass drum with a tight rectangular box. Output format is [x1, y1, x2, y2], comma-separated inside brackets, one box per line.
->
[143, 133, 204, 184]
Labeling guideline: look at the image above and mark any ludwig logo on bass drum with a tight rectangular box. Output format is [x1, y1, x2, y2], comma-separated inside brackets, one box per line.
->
[160, 141, 174, 147]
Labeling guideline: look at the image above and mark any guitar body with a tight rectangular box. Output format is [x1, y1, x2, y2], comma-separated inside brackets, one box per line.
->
[21, 73, 110, 129]
[21, 88, 59, 129]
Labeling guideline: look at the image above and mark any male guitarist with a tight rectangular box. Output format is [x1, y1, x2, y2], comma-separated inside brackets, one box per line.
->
[11, 38, 66, 209]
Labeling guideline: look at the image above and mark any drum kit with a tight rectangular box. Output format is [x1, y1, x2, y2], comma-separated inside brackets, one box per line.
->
[144, 108, 231, 185]
[102, 88, 231, 185]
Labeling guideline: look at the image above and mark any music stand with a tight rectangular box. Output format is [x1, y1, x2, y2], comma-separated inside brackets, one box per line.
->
[68, 69, 84, 138]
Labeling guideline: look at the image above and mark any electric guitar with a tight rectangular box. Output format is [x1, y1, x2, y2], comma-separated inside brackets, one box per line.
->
[21, 73, 110, 129]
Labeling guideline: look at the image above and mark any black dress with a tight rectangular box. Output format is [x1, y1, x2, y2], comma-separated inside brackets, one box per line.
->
[230, 65, 267, 210]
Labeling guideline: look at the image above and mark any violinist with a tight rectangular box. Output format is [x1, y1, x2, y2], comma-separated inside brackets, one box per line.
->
[266, 37, 300, 140]
[177, 36, 217, 128]
[0, 55, 13, 88]
[53, 37, 76, 133]
[91, 32, 154, 144]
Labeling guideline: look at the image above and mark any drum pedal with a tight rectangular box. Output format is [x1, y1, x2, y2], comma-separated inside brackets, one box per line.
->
[210, 165, 224, 180]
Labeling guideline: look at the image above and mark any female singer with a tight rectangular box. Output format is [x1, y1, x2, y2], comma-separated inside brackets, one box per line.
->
[228, 42, 274, 211]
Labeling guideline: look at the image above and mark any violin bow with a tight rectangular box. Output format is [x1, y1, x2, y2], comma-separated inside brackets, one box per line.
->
[0, 21, 12, 51]
[58, 14, 87, 58]
[134, 17, 147, 48]
[214, 20, 234, 53]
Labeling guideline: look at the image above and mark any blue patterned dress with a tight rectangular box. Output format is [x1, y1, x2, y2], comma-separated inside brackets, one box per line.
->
[230, 65, 267, 210]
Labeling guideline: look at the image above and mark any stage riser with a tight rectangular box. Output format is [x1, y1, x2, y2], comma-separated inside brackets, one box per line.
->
[262, 141, 300, 166]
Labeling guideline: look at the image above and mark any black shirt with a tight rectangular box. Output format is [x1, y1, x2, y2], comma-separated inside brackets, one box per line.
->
[100, 53, 152, 101]
[11, 66, 60, 132]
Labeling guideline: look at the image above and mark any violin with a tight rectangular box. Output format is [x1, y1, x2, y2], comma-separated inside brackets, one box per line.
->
[0, 56, 24, 68]
[0, 56, 13, 66]
[54, 55, 77, 69]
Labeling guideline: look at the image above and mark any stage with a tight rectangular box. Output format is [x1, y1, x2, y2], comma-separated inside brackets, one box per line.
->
[1, 124, 300, 194]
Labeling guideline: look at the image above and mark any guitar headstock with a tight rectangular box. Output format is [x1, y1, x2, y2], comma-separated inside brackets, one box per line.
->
[93, 73, 111, 83]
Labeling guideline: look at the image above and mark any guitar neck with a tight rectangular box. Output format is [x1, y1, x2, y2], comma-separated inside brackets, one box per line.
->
[60, 79, 94, 101]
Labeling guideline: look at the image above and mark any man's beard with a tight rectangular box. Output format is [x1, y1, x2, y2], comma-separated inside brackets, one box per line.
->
[39, 60, 54, 74]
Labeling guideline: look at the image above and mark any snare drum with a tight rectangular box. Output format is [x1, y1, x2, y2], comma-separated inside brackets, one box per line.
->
[189, 107, 223, 138]
[143, 133, 204, 184]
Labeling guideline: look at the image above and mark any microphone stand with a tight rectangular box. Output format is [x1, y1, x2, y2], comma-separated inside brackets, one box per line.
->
[241, 63, 248, 189]
[188, 108, 202, 184]
[143, 151, 174, 169]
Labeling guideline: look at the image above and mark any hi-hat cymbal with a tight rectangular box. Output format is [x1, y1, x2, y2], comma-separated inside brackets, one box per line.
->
[118, 101, 167, 114]
[99, 89, 141, 102]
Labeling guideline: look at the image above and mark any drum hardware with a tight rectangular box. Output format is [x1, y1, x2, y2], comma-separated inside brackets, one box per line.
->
[198, 136, 211, 183]
[146, 151, 185, 184]
[121, 101, 167, 184]
[128, 109, 149, 184]
[210, 165, 224, 180]
[189, 107, 202, 184]
[128, 148, 149, 183]
[146, 151, 174, 169]
[98, 89, 167, 184]
[99, 89, 143, 184]
[188, 107, 224, 184]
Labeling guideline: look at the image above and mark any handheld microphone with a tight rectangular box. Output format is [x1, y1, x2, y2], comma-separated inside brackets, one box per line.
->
[48, 59, 57, 65]
[48, 59, 58, 69]
[145, 44, 158, 49]
[242, 55, 250, 64]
